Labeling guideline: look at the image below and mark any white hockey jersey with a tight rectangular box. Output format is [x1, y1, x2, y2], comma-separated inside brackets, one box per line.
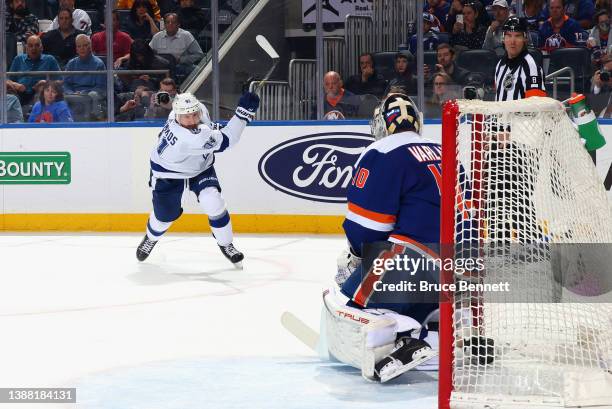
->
[150, 113, 246, 179]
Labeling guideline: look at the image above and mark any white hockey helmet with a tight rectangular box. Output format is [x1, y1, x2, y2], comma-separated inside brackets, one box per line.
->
[173, 92, 201, 115]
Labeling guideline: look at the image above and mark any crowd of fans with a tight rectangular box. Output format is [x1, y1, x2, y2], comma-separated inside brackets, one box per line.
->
[2, 0, 611, 122]
[3, 0, 228, 122]
[323, 0, 611, 119]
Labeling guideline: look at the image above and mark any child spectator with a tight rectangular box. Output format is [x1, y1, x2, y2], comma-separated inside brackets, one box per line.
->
[409, 13, 440, 54]
[28, 80, 73, 122]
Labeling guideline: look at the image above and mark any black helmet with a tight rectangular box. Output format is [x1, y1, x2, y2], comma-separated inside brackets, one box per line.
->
[502, 16, 528, 33]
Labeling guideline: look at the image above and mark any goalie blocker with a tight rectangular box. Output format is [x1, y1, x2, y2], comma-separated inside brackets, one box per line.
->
[320, 287, 439, 383]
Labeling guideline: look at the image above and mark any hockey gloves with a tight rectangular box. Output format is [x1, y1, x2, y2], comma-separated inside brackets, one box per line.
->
[235, 92, 260, 123]
[335, 247, 362, 286]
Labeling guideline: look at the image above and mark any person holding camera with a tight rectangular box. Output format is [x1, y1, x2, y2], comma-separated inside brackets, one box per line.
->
[591, 56, 612, 118]
[145, 77, 178, 119]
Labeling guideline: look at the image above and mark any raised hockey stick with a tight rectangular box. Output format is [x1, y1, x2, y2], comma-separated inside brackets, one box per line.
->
[280, 311, 319, 351]
[254, 34, 280, 93]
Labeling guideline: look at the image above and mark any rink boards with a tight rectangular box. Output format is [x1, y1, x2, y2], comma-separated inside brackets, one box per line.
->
[0, 121, 611, 232]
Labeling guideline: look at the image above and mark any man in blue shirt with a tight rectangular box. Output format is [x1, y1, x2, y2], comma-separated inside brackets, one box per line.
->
[541, 0, 595, 30]
[64, 34, 107, 119]
[7, 35, 61, 104]
[539, 0, 587, 52]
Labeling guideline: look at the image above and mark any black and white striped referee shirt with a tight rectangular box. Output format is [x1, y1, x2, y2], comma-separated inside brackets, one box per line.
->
[494, 49, 546, 101]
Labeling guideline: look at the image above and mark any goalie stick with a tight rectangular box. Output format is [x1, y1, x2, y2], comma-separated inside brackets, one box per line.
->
[254, 34, 280, 94]
[280, 311, 319, 351]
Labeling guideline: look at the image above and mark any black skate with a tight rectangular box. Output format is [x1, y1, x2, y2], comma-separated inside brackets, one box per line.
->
[136, 235, 158, 261]
[219, 243, 244, 269]
[374, 336, 437, 383]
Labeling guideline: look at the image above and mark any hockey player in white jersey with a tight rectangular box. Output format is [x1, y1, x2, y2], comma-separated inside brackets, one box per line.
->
[136, 91, 259, 267]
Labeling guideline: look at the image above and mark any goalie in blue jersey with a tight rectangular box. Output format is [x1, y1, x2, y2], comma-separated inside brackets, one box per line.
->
[322, 93, 441, 383]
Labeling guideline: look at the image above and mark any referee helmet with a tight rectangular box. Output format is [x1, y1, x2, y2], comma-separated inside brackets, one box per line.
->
[502, 16, 528, 34]
[371, 93, 422, 140]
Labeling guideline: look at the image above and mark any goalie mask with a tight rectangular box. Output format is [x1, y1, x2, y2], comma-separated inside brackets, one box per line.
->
[370, 94, 422, 140]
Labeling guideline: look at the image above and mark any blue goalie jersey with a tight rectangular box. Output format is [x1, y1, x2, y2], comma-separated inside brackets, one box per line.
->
[343, 131, 442, 256]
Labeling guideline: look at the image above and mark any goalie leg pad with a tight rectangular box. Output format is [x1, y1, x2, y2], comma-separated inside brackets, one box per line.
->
[322, 288, 396, 379]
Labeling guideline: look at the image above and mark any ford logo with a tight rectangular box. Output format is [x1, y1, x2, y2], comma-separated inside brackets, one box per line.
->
[258, 132, 374, 203]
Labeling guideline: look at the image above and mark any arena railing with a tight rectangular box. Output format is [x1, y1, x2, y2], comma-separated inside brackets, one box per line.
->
[545, 67, 575, 100]
[288, 59, 316, 120]
[247, 80, 291, 120]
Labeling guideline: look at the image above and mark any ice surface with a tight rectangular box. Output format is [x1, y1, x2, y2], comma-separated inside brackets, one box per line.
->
[0, 233, 437, 409]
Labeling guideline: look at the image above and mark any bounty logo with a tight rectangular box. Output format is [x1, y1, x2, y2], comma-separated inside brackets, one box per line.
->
[258, 132, 374, 203]
[0, 152, 71, 184]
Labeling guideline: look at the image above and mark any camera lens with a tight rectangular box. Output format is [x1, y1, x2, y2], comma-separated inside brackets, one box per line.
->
[601, 70, 610, 82]
[464, 87, 477, 100]
[158, 93, 170, 104]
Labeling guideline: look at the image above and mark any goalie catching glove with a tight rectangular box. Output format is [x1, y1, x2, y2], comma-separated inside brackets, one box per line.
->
[336, 247, 362, 286]
[235, 92, 260, 123]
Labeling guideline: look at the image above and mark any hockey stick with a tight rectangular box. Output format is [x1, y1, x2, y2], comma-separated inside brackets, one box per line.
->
[254, 34, 280, 94]
[280, 311, 319, 351]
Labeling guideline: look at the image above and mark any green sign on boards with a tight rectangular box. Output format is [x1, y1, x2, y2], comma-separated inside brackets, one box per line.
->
[0, 152, 71, 184]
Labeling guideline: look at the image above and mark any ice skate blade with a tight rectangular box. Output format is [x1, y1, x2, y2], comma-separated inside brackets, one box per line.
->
[379, 349, 439, 383]
[233, 261, 243, 270]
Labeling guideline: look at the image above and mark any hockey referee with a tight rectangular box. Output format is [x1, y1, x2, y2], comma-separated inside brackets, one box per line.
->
[488, 17, 546, 243]
[494, 16, 546, 101]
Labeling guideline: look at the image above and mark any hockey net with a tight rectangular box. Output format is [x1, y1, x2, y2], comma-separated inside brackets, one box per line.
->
[438, 97, 612, 409]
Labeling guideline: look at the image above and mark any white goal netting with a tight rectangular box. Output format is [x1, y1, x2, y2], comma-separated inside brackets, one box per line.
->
[445, 97, 612, 408]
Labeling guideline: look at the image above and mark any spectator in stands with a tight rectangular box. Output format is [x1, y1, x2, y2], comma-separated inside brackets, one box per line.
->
[483, 0, 510, 56]
[591, 55, 611, 118]
[444, 0, 464, 33]
[6, 0, 39, 43]
[116, 0, 162, 21]
[177, 0, 209, 35]
[432, 43, 469, 85]
[521, 0, 546, 31]
[115, 85, 152, 121]
[92, 9, 134, 68]
[409, 13, 440, 55]
[64, 34, 107, 118]
[42, 8, 85, 67]
[423, 0, 449, 31]
[322, 71, 359, 119]
[385, 52, 417, 95]
[6, 92, 24, 123]
[118, 39, 170, 91]
[587, 10, 610, 68]
[51, 0, 92, 35]
[145, 77, 178, 119]
[542, 0, 595, 29]
[125, 0, 160, 41]
[539, 0, 587, 52]
[595, 0, 610, 13]
[450, 2, 487, 50]
[426, 72, 460, 116]
[344, 53, 387, 98]
[149, 13, 204, 72]
[28, 80, 73, 122]
[7, 35, 61, 105]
